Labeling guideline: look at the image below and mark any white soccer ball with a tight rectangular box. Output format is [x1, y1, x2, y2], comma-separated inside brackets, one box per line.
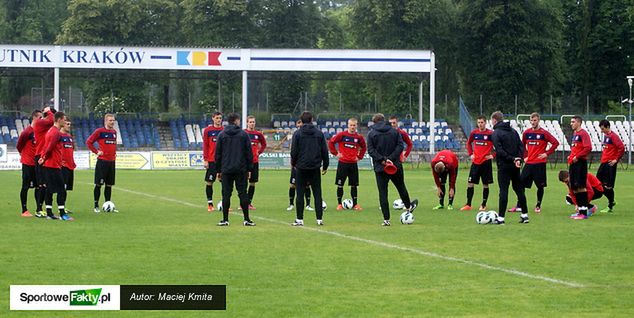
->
[342, 199, 354, 210]
[322, 200, 327, 211]
[102, 201, 115, 213]
[393, 199, 405, 209]
[487, 210, 499, 223]
[400, 211, 414, 224]
[476, 211, 491, 224]
[217, 200, 223, 211]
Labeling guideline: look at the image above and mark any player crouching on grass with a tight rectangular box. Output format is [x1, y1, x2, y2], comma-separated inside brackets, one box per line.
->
[215, 113, 255, 226]
[559, 170, 603, 217]
[328, 117, 366, 211]
[431, 149, 459, 210]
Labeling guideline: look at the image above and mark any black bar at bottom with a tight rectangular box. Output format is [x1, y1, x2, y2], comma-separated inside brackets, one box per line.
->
[120, 285, 226, 310]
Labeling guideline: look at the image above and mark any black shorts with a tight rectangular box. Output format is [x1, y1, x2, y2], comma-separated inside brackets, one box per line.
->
[204, 161, 218, 182]
[249, 163, 260, 183]
[62, 167, 74, 191]
[596, 163, 617, 188]
[521, 163, 547, 188]
[35, 155, 46, 186]
[335, 162, 359, 186]
[468, 160, 493, 185]
[95, 159, 116, 186]
[592, 189, 604, 201]
[569, 159, 587, 190]
[290, 168, 311, 187]
[22, 164, 37, 188]
[43, 167, 66, 194]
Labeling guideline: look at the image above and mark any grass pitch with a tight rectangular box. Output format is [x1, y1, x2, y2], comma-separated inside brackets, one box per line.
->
[1, 167, 634, 317]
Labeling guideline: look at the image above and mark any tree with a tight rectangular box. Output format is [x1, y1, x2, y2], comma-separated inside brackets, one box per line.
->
[563, 0, 634, 112]
[57, 0, 180, 112]
[457, 0, 565, 114]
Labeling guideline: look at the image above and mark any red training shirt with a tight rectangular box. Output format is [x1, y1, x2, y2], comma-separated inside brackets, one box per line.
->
[16, 125, 37, 166]
[246, 129, 267, 163]
[61, 132, 76, 170]
[86, 127, 117, 161]
[600, 130, 625, 163]
[522, 127, 559, 164]
[34, 115, 54, 157]
[568, 129, 592, 164]
[398, 128, 413, 159]
[328, 130, 367, 164]
[202, 126, 223, 163]
[466, 128, 495, 165]
[431, 150, 459, 188]
[42, 126, 63, 169]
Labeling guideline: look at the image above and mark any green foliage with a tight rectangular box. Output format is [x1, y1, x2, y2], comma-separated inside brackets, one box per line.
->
[458, 0, 565, 114]
[1, 0, 632, 115]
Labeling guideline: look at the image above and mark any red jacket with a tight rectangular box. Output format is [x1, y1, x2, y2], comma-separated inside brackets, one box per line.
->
[328, 130, 367, 164]
[568, 129, 592, 164]
[61, 132, 76, 170]
[398, 128, 413, 159]
[523, 127, 559, 164]
[600, 130, 625, 163]
[86, 127, 117, 161]
[42, 127, 63, 169]
[16, 125, 36, 166]
[431, 150, 459, 188]
[246, 129, 267, 163]
[34, 115, 54, 157]
[466, 128, 495, 165]
[202, 125, 223, 162]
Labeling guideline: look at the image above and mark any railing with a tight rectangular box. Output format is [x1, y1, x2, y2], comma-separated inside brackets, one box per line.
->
[458, 97, 473, 137]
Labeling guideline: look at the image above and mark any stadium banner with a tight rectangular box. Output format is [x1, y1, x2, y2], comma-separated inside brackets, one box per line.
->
[89, 152, 151, 170]
[74, 151, 91, 170]
[152, 151, 194, 169]
[0, 144, 6, 162]
[0, 151, 372, 170]
[0, 45, 431, 73]
[0, 152, 21, 170]
[10, 285, 226, 311]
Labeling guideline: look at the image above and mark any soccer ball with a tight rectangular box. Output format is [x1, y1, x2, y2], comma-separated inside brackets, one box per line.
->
[393, 199, 405, 209]
[342, 199, 353, 210]
[400, 211, 414, 224]
[217, 200, 223, 211]
[476, 211, 492, 224]
[102, 201, 115, 213]
[322, 201, 327, 211]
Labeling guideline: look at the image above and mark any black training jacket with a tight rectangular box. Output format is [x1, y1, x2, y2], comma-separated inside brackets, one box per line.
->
[215, 124, 253, 174]
[491, 121, 524, 168]
[290, 123, 329, 170]
[367, 121, 404, 173]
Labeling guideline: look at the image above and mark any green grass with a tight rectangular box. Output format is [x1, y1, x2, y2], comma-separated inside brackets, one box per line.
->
[2, 167, 634, 317]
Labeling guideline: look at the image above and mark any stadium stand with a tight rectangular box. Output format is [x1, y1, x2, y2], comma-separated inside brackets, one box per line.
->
[4, 112, 634, 154]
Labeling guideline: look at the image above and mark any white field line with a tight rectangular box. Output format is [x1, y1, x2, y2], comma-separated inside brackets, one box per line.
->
[113, 185, 586, 288]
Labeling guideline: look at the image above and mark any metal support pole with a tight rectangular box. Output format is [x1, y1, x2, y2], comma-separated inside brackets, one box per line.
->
[242, 70, 248, 127]
[627, 76, 634, 165]
[429, 52, 436, 154]
[54, 68, 60, 110]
